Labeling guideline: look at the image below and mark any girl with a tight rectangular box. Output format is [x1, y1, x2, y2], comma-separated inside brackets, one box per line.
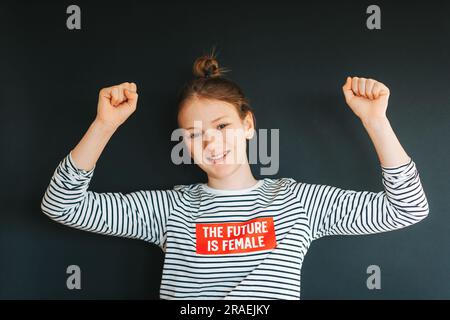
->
[41, 51, 429, 300]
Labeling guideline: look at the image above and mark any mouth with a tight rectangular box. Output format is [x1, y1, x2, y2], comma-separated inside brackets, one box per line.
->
[206, 150, 231, 164]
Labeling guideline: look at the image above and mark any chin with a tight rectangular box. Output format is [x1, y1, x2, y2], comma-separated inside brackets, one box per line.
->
[204, 163, 241, 180]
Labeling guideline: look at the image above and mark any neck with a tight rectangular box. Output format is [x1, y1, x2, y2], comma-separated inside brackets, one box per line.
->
[207, 162, 258, 190]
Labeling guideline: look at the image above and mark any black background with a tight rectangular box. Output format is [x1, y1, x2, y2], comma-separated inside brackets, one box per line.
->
[1, 0, 449, 299]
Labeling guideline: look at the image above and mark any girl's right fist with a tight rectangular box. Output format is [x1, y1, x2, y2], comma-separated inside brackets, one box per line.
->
[96, 82, 139, 129]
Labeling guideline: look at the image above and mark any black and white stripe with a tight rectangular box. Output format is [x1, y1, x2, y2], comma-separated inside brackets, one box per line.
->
[41, 152, 429, 299]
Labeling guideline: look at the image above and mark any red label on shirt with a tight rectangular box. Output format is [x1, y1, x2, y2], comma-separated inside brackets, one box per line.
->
[196, 217, 277, 255]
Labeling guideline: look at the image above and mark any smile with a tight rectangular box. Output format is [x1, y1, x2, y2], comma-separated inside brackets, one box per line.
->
[206, 150, 231, 163]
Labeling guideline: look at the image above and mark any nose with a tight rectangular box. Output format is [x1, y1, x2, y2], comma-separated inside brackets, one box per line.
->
[203, 130, 217, 150]
[203, 129, 224, 154]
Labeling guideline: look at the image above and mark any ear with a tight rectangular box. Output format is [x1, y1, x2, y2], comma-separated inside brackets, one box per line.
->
[243, 112, 255, 140]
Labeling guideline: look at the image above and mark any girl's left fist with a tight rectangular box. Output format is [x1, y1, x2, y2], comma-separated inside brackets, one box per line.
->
[342, 76, 390, 121]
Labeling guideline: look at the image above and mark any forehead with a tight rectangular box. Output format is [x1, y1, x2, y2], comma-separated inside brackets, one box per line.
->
[178, 97, 239, 127]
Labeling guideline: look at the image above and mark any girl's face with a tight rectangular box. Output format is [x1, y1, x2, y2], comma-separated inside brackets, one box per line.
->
[178, 97, 254, 180]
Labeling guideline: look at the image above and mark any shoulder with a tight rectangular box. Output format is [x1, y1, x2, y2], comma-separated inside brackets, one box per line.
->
[260, 177, 301, 193]
[142, 183, 203, 202]
[261, 177, 320, 199]
[262, 177, 297, 187]
[172, 182, 204, 194]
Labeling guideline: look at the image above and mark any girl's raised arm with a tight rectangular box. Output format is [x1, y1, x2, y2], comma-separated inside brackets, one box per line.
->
[70, 82, 138, 171]
[40, 83, 179, 249]
[297, 76, 429, 240]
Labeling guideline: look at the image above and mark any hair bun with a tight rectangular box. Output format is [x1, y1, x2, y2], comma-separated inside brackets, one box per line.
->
[192, 49, 224, 79]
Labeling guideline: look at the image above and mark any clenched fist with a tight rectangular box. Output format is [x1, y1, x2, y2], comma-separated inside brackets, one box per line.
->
[342, 76, 390, 122]
[96, 82, 139, 129]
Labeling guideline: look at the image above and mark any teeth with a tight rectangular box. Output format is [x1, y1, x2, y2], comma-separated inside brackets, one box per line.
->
[208, 151, 229, 161]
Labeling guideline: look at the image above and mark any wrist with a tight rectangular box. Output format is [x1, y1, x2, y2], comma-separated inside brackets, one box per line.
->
[92, 118, 119, 134]
[361, 115, 390, 131]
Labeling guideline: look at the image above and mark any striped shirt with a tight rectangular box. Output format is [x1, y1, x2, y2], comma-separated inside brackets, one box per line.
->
[41, 152, 429, 299]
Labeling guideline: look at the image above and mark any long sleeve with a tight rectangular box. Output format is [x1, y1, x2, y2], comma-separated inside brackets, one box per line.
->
[296, 158, 429, 241]
[40, 152, 177, 248]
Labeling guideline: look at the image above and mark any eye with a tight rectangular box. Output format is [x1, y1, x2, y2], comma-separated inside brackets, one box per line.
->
[190, 132, 201, 139]
[217, 123, 229, 130]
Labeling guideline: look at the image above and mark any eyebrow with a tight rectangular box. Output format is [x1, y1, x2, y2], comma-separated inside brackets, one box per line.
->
[185, 116, 229, 130]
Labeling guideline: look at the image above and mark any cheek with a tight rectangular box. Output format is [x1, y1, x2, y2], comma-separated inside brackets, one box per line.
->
[235, 139, 248, 159]
[188, 140, 202, 158]
[225, 130, 247, 151]
[223, 132, 247, 164]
